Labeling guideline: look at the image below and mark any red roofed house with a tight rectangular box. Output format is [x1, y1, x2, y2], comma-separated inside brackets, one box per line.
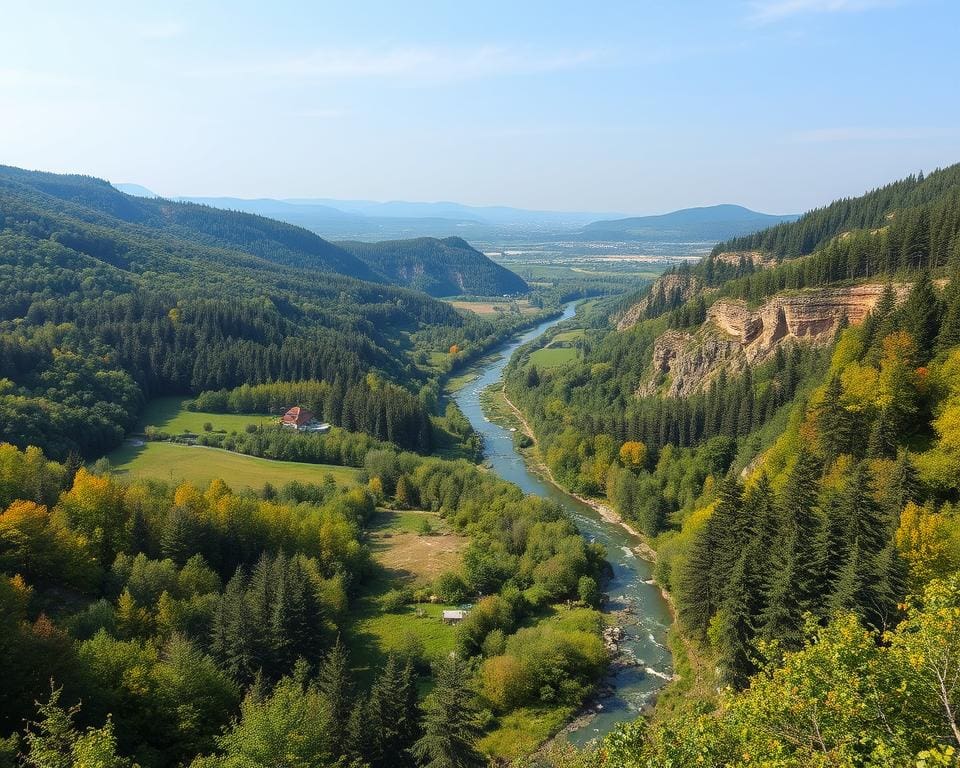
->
[281, 407, 331, 433]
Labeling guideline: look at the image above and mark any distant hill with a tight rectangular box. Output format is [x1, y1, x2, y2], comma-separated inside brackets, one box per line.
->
[115, 182, 159, 198]
[339, 236, 528, 297]
[581, 204, 798, 242]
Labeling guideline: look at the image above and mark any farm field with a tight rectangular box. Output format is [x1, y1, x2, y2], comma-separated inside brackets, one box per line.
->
[107, 440, 357, 488]
[136, 396, 272, 434]
[528, 346, 578, 368]
[447, 298, 541, 316]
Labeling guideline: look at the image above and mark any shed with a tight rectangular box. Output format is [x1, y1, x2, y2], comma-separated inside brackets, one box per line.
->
[442, 610, 465, 624]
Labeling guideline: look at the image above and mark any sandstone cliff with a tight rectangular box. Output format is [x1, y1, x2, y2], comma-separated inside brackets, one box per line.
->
[638, 283, 910, 397]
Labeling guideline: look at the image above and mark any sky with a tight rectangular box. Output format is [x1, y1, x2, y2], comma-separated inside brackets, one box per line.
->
[1, 0, 958, 215]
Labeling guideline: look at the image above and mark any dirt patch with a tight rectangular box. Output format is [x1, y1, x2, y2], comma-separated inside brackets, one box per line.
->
[370, 530, 467, 584]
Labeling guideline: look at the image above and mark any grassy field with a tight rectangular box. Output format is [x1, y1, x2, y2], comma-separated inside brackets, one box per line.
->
[136, 396, 272, 434]
[107, 441, 357, 489]
[369, 509, 466, 584]
[447, 299, 541, 317]
[529, 346, 578, 368]
[551, 329, 586, 343]
[347, 508, 466, 681]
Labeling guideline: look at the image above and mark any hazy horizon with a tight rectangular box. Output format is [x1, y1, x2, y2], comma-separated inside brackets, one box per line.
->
[3, 1, 959, 215]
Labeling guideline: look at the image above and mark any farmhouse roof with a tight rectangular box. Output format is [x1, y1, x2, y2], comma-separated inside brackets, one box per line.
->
[282, 406, 314, 427]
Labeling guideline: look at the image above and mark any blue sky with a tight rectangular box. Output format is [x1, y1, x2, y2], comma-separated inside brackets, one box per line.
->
[1, 0, 958, 214]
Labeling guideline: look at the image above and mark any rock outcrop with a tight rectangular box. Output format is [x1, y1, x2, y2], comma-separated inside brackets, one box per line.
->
[713, 250, 773, 268]
[616, 272, 702, 330]
[639, 283, 910, 397]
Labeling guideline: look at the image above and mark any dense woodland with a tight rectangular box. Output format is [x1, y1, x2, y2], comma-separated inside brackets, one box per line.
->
[0, 166, 551, 459]
[0, 441, 608, 766]
[339, 237, 529, 298]
[506, 165, 960, 765]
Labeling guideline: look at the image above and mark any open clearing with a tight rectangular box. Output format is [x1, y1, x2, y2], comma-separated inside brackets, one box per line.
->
[107, 441, 357, 489]
[369, 509, 466, 584]
[529, 346, 578, 368]
[346, 509, 467, 679]
[447, 299, 541, 317]
[136, 396, 272, 434]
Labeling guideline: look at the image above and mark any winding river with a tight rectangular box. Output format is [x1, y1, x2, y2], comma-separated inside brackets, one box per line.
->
[450, 303, 673, 745]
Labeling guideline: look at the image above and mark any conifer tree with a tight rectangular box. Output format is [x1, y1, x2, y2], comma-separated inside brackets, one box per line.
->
[779, 448, 826, 614]
[317, 638, 354, 758]
[815, 375, 853, 462]
[710, 552, 756, 689]
[412, 654, 485, 768]
[901, 270, 941, 361]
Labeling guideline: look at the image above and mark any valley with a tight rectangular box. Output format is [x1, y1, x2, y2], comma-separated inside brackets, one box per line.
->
[3, 116, 960, 768]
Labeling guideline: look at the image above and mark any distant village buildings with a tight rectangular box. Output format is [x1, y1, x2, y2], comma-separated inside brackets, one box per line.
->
[280, 406, 331, 433]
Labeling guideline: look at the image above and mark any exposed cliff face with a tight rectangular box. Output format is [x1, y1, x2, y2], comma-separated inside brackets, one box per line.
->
[639, 283, 910, 397]
[616, 273, 702, 330]
[713, 250, 774, 268]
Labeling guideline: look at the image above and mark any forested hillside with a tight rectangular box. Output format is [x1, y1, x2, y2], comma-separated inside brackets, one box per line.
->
[506, 164, 960, 765]
[0, 166, 541, 459]
[340, 237, 528, 297]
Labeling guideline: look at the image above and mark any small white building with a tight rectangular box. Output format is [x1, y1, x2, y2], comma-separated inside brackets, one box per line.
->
[442, 610, 466, 624]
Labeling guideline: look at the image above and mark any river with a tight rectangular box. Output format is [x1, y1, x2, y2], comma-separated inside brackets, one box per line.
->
[449, 303, 674, 746]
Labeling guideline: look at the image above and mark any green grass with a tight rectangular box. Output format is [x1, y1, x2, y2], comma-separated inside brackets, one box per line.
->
[371, 509, 447, 535]
[528, 346, 578, 368]
[345, 564, 460, 684]
[107, 441, 357, 489]
[551, 329, 586, 343]
[136, 396, 271, 434]
[479, 705, 577, 760]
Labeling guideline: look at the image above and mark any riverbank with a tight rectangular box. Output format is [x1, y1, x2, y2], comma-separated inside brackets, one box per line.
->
[494, 385, 719, 728]
[498, 386, 662, 574]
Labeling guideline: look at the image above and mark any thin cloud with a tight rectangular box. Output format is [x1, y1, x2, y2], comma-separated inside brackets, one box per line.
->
[190, 45, 601, 82]
[748, 0, 900, 24]
[788, 126, 949, 142]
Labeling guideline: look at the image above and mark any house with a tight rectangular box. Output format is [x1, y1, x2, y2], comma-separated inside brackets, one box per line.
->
[442, 610, 465, 624]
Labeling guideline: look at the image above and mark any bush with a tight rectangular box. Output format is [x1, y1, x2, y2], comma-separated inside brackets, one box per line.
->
[433, 571, 470, 604]
[578, 575, 601, 607]
[380, 588, 410, 612]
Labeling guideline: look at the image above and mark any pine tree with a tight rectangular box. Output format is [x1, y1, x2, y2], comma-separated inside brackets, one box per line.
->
[936, 278, 960, 352]
[317, 638, 354, 759]
[901, 270, 941, 361]
[678, 521, 715, 639]
[759, 534, 803, 648]
[779, 448, 826, 614]
[412, 654, 485, 768]
[867, 408, 899, 459]
[710, 552, 755, 689]
[368, 654, 418, 768]
[815, 375, 853, 462]
[709, 474, 746, 595]
[160, 506, 196, 566]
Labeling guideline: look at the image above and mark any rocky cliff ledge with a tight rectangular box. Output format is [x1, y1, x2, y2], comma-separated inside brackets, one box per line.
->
[616, 272, 702, 330]
[639, 283, 910, 397]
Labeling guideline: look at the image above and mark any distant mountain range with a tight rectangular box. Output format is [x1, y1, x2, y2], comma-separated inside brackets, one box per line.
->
[580, 204, 799, 242]
[115, 184, 626, 240]
[115, 185, 796, 245]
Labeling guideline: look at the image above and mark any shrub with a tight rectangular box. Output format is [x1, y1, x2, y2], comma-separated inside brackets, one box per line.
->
[433, 571, 469, 604]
